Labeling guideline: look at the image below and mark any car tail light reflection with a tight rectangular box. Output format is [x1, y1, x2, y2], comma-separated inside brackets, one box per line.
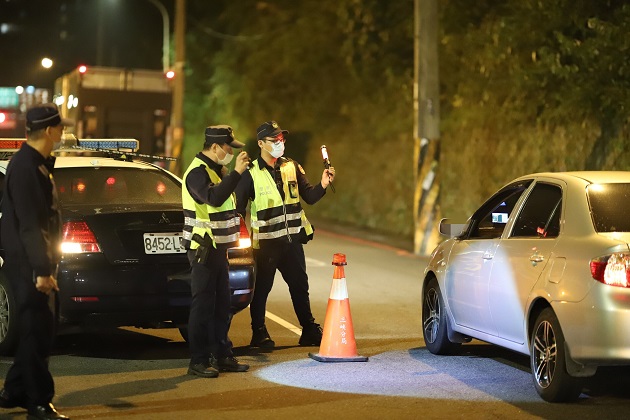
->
[61, 221, 102, 253]
[590, 253, 630, 288]
[71, 296, 99, 302]
[236, 217, 251, 249]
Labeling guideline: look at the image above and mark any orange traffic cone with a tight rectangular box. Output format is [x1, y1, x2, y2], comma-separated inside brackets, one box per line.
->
[309, 253, 368, 362]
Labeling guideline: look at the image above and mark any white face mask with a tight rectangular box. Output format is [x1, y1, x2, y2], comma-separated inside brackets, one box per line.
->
[216, 146, 234, 165]
[267, 142, 285, 158]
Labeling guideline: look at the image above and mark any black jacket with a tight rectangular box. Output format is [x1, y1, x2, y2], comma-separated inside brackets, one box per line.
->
[1, 143, 62, 277]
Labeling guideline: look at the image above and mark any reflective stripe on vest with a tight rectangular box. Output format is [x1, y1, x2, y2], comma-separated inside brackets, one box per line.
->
[249, 159, 313, 248]
[181, 157, 239, 249]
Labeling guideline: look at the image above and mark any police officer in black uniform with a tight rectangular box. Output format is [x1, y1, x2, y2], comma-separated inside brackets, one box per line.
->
[182, 125, 251, 377]
[0, 104, 71, 419]
[235, 121, 335, 349]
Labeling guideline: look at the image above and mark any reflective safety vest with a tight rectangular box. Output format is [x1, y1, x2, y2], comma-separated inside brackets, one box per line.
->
[249, 158, 313, 249]
[182, 157, 240, 249]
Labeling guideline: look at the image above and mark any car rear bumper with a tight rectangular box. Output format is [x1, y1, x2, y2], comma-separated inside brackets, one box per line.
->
[57, 259, 190, 327]
[556, 284, 630, 365]
[167, 263, 255, 315]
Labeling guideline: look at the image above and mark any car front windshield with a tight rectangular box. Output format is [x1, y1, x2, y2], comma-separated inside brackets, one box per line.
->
[54, 167, 182, 206]
[587, 183, 630, 232]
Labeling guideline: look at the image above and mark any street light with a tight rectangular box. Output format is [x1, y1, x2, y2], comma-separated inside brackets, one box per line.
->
[102, 0, 170, 72]
[145, 0, 170, 73]
[41, 57, 53, 69]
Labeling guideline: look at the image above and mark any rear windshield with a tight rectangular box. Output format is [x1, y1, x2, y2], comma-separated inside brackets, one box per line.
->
[587, 183, 630, 232]
[54, 167, 182, 206]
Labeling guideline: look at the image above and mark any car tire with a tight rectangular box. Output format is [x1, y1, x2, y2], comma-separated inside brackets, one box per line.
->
[178, 327, 189, 342]
[530, 307, 583, 402]
[0, 273, 18, 356]
[422, 277, 460, 355]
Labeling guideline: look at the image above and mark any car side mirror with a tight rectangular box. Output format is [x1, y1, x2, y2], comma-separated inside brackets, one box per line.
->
[439, 218, 467, 237]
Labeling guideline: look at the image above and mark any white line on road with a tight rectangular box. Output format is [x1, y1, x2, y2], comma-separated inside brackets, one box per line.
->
[266, 311, 302, 336]
[263, 257, 326, 337]
[305, 257, 327, 267]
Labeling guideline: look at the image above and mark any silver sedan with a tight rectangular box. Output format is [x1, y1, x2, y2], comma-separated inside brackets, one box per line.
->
[422, 171, 630, 402]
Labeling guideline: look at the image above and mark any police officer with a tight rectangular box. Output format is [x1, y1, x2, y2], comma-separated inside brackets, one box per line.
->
[0, 104, 71, 419]
[235, 121, 336, 348]
[182, 125, 250, 377]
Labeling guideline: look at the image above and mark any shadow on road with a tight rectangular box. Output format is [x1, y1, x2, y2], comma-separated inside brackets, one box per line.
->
[52, 327, 188, 360]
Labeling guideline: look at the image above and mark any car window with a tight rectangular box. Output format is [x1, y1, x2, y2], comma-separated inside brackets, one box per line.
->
[587, 183, 630, 232]
[510, 183, 562, 238]
[467, 180, 532, 239]
[54, 167, 181, 206]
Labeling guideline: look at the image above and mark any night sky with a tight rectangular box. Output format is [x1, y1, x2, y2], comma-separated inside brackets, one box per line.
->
[0, 0, 174, 89]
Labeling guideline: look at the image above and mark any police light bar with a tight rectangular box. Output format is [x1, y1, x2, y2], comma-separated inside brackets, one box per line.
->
[0, 138, 139, 153]
[76, 139, 139, 152]
[0, 139, 26, 150]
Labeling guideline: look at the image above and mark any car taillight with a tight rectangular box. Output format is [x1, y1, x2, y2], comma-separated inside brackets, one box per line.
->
[61, 221, 102, 253]
[236, 217, 251, 249]
[590, 253, 630, 288]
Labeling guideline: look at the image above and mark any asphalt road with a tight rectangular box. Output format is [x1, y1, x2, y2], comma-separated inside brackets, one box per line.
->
[2, 224, 630, 419]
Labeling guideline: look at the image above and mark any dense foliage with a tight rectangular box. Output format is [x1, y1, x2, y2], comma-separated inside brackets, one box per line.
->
[182, 1, 630, 243]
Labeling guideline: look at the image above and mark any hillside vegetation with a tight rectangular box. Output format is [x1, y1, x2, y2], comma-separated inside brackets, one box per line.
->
[181, 0, 630, 245]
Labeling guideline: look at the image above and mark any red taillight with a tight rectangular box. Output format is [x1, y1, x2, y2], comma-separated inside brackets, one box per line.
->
[71, 297, 99, 303]
[236, 217, 251, 249]
[590, 253, 630, 288]
[62, 221, 101, 253]
[156, 181, 166, 195]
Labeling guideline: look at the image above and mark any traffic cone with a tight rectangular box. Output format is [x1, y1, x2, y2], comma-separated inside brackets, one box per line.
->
[309, 253, 368, 362]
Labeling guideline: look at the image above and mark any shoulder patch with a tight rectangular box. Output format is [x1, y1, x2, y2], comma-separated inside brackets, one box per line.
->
[297, 164, 305, 174]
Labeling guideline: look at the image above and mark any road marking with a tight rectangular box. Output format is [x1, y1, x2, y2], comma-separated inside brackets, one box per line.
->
[305, 257, 326, 267]
[266, 311, 302, 336]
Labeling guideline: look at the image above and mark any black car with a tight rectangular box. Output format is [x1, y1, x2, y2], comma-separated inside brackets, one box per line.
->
[0, 141, 255, 355]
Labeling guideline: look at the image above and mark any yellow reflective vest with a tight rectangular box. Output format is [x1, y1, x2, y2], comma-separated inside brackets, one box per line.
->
[249, 158, 313, 249]
[182, 157, 240, 249]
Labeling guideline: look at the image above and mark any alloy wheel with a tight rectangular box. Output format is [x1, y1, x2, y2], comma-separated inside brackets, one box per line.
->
[532, 319, 557, 389]
[423, 288, 440, 344]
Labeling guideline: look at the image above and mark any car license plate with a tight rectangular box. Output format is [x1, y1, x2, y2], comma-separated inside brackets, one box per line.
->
[143, 232, 186, 254]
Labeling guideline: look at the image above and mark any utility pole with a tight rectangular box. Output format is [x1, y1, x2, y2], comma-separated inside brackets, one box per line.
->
[169, 0, 186, 175]
[413, 0, 441, 255]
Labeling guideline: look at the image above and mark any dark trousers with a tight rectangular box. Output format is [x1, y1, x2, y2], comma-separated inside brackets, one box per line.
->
[250, 240, 315, 329]
[3, 261, 55, 408]
[187, 247, 233, 366]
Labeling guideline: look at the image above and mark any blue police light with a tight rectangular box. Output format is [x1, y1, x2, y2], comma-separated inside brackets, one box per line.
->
[78, 139, 139, 151]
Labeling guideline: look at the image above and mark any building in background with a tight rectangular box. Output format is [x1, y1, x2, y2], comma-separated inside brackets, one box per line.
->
[54, 66, 172, 157]
[0, 86, 51, 137]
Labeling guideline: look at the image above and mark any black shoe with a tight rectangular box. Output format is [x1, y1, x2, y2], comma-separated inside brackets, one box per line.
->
[299, 323, 323, 346]
[0, 388, 26, 409]
[250, 325, 275, 348]
[212, 356, 249, 372]
[27, 403, 69, 420]
[187, 363, 219, 378]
